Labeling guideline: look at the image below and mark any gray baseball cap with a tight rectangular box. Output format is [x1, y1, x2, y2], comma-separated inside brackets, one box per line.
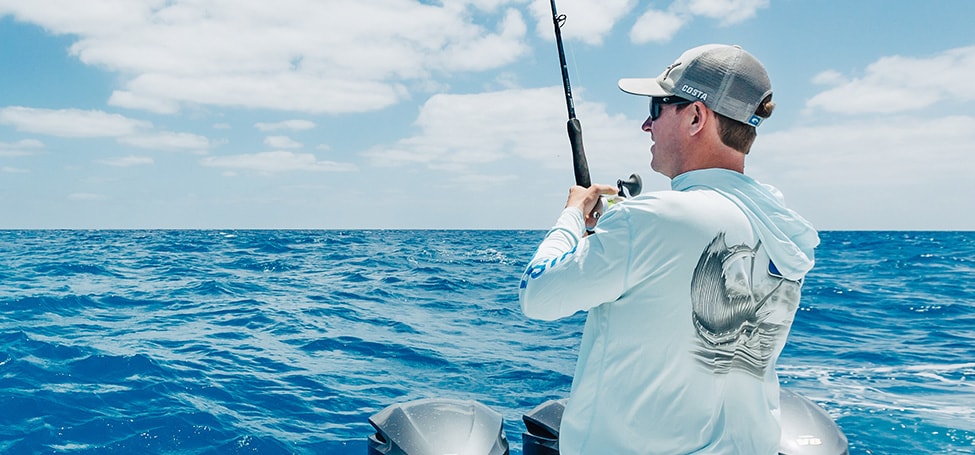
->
[619, 44, 772, 127]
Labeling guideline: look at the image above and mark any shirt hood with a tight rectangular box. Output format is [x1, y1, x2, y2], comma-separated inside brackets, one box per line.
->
[672, 169, 820, 281]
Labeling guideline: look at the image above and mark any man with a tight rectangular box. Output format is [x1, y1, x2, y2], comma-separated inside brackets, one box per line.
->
[519, 44, 820, 454]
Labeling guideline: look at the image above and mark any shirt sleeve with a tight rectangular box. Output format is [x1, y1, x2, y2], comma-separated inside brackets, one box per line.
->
[519, 205, 632, 321]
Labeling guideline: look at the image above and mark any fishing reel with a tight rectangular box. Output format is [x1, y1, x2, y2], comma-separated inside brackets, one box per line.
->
[587, 173, 641, 232]
[616, 173, 642, 198]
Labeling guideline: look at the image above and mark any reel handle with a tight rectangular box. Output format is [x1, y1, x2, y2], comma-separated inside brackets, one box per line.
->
[617, 173, 642, 197]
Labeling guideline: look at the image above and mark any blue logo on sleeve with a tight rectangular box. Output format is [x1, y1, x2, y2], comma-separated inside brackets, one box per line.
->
[519, 245, 577, 289]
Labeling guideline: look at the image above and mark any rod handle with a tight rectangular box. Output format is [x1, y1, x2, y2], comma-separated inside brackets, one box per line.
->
[567, 118, 591, 188]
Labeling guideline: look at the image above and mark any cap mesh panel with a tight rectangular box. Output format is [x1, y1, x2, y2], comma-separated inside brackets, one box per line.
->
[684, 54, 727, 98]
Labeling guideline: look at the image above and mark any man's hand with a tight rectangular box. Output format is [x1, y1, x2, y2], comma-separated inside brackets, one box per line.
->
[566, 184, 618, 229]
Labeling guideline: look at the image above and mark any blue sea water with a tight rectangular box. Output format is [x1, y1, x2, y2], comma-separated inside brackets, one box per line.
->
[0, 230, 973, 454]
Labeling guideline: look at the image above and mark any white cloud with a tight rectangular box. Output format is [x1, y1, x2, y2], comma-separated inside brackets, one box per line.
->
[99, 155, 155, 167]
[254, 120, 316, 132]
[755, 115, 975, 183]
[626, 0, 768, 43]
[807, 46, 975, 115]
[434, 8, 528, 72]
[366, 87, 563, 169]
[673, 0, 769, 25]
[0, 139, 45, 157]
[0, 107, 213, 152]
[112, 72, 408, 114]
[748, 115, 975, 229]
[0, 107, 149, 138]
[453, 0, 524, 11]
[530, 0, 636, 45]
[199, 151, 357, 173]
[630, 9, 687, 44]
[118, 132, 213, 151]
[68, 193, 107, 201]
[449, 173, 518, 186]
[0, 0, 532, 114]
[108, 89, 179, 114]
[2, 166, 29, 173]
[364, 86, 649, 179]
[811, 69, 847, 86]
[264, 136, 303, 149]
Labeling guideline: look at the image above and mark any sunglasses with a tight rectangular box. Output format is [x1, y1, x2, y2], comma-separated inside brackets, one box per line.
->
[649, 96, 694, 121]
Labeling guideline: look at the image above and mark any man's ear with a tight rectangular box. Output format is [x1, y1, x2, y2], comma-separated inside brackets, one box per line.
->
[687, 102, 707, 136]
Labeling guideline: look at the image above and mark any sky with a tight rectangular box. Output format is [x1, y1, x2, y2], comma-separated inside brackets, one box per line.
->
[1, 0, 973, 230]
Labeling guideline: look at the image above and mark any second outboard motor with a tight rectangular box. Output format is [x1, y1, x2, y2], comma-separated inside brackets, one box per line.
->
[522, 390, 849, 455]
[521, 398, 566, 455]
[779, 389, 849, 455]
[368, 398, 509, 455]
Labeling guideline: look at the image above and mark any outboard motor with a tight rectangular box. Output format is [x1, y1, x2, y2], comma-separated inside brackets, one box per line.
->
[368, 398, 509, 455]
[779, 389, 849, 455]
[522, 390, 849, 455]
[521, 398, 566, 455]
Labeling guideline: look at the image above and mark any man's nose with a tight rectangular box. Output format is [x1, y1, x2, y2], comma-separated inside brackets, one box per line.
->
[642, 116, 653, 132]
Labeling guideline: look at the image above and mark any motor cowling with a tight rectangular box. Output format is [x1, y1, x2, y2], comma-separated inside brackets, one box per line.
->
[778, 388, 849, 455]
[369, 388, 846, 455]
[521, 390, 849, 455]
[368, 398, 509, 455]
[521, 398, 566, 455]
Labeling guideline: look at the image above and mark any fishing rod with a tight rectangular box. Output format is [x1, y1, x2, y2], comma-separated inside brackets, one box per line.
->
[549, 0, 642, 197]
[549, 0, 589, 188]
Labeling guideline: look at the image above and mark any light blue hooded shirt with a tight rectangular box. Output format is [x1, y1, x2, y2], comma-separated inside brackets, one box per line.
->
[520, 168, 819, 454]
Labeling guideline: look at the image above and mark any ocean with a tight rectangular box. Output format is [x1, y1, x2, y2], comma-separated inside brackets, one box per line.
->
[0, 230, 972, 454]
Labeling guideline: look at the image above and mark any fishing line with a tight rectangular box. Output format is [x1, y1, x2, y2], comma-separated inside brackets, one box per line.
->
[566, 38, 584, 104]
